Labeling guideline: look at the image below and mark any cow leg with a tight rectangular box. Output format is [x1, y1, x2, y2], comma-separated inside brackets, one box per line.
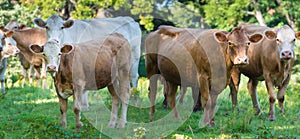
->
[192, 87, 202, 112]
[208, 93, 218, 126]
[21, 66, 28, 88]
[278, 74, 290, 114]
[247, 79, 260, 114]
[29, 65, 34, 85]
[72, 85, 84, 131]
[81, 91, 89, 111]
[117, 68, 130, 128]
[229, 67, 241, 111]
[0, 60, 7, 93]
[34, 66, 41, 87]
[41, 62, 47, 89]
[130, 58, 139, 107]
[166, 81, 180, 119]
[179, 86, 187, 104]
[107, 85, 119, 128]
[199, 75, 211, 126]
[148, 74, 159, 121]
[56, 91, 68, 128]
[264, 76, 276, 121]
[162, 77, 168, 109]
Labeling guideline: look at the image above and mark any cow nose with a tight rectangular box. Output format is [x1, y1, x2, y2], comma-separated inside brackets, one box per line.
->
[47, 65, 57, 72]
[235, 56, 249, 65]
[281, 50, 292, 59]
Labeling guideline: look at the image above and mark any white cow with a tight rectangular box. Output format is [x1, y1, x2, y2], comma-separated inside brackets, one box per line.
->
[0, 26, 20, 92]
[34, 14, 141, 105]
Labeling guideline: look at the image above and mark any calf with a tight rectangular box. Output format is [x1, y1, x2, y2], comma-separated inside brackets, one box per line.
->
[8, 25, 47, 88]
[5, 20, 36, 87]
[230, 24, 299, 120]
[0, 26, 20, 92]
[30, 33, 131, 131]
[146, 25, 263, 126]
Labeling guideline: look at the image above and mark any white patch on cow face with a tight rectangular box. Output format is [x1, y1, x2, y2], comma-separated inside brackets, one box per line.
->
[44, 15, 66, 44]
[276, 25, 295, 60]
[43, 41, 62, 73]
[0, 31, 19, 59]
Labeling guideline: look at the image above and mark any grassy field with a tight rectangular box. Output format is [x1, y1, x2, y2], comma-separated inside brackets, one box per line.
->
[0, 76, 299, 138]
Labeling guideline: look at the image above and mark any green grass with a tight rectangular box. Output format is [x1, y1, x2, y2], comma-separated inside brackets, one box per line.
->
[0, 76, 299, 138]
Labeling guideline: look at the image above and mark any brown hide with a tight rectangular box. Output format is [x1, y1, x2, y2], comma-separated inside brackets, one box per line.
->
[230, 23, 296, 120]
[12, 28, 46, 67]
[146, 25, 262, 126]
[55, 34, 130, 90]
[54, 33, 131, 130]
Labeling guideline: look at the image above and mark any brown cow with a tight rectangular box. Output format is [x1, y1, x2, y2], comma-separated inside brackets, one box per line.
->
[8, 23, 47, 88]
[5, 21, 36, 87]
[146, 25, 263, 126]
[230, 24, 300, 120]
[30, 33, 131, 131]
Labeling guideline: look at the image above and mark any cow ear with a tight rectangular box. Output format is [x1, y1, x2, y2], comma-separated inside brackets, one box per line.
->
[264, 30, 276, 40]
[214, 32, 228, 43]
[4, 31, 14, 38]
[295, 31, 300, 40]
[249, 33, 263, 43]
[19, 24, 27, 30]
[0, 26, 8, 32]
[34, 18, 46, 28]
[30, 44, 44, 54]
[63, 20, 74, 28]
[61, 44, 74, 54]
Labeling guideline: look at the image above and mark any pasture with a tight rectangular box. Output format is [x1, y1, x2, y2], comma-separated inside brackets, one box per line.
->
[0, 73, 299, 138]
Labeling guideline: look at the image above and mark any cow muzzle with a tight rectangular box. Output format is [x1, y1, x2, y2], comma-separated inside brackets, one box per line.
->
[234, 56, 249, 65]
[13, 49, 20, 56]
[47, 65, 57, 72]
[280, 50, 293, 60]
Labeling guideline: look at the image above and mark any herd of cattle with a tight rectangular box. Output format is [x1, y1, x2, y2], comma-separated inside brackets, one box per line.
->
[0, 14, 298, 131]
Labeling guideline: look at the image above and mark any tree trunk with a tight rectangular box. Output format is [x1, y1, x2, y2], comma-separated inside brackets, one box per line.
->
[252, 0, 266, 26]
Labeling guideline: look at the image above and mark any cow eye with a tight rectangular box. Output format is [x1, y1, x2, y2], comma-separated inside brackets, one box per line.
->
[45, 26, 49, 30]
[58, 52, 62, 56]
[228, 41, 233, 46]
[8, 43, 12, 46]
[60, 27, 64, 30]
[292, 38, 296, 42]
[246, 42, 251, 46]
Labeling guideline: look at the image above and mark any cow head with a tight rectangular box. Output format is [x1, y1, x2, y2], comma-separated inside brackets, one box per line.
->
[0, 26, 20, 60]
[214, 26, 263, 66]
[275, 25, 298, 60]
[34, 14, 74, 44]
[29, 41, 74, 73]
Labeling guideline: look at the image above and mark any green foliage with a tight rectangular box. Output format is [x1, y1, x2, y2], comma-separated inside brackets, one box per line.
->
[204, 0, 251, 30]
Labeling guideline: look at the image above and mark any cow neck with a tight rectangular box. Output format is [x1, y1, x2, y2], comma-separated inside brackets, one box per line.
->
[57, 48, 76, 81]
[224, 43, 234, 85]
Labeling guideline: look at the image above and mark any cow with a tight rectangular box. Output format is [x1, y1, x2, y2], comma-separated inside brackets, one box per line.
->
[0, 26, 20, 92]
[146, 25, 263, 126]
[5, 20, 37, 87]
[229, 24, 300, 120]
[29, 33, 131, 131]
[34, 14, 141, 105]
[7, 24, 47, 88]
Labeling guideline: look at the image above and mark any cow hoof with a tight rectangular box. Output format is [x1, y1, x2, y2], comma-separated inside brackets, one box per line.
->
[117, 122, 126, 128]
[210, 121, 216, 126]
[267, 115, 276, 121]
[60, 121, 67, 128]
[108, 121, 116, 128]
[255, 109, 262, 115]
[280, 110, 284, 114]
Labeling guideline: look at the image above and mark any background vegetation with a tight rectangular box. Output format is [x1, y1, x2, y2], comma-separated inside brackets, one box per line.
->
[0, 0, 300, 138]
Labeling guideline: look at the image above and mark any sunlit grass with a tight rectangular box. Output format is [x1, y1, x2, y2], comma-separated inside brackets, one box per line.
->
[0, 74, 299, 138]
